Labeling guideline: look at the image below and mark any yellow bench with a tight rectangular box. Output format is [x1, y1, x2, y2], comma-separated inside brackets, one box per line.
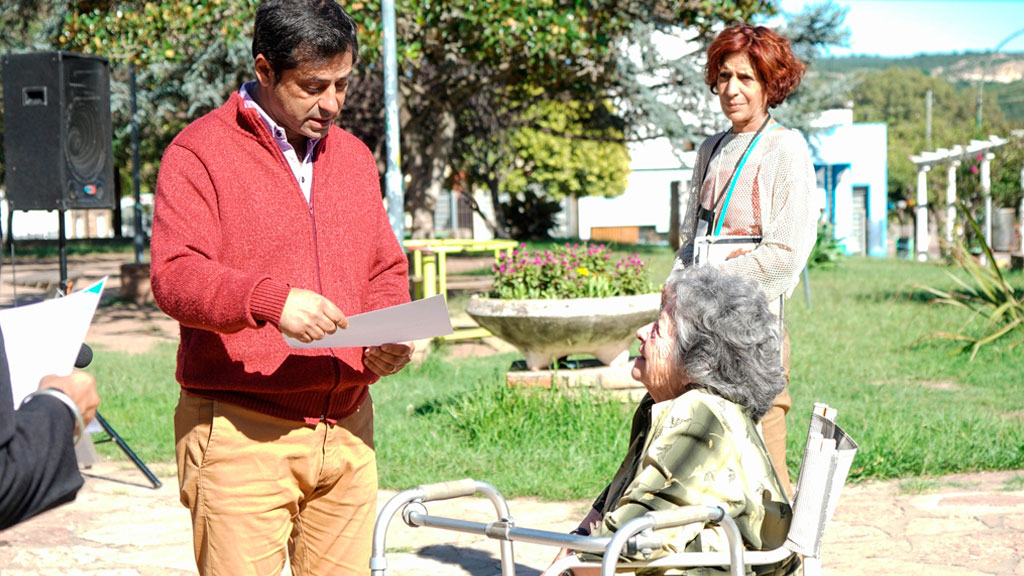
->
[403, 238, 519, 341]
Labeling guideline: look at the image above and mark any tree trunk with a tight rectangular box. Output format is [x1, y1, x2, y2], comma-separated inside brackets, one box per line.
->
[458, 186, 502, 238]
[487, 179, 510, 239]
[403, 107, 457, 239]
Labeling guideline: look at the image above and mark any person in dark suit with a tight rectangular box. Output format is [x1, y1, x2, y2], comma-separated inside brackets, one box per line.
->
[0, 325, 100, 530]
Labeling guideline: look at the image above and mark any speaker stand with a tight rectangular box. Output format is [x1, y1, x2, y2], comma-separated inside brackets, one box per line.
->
[92, 412, 163, 489]
[55, 208, 162, 489]
[57, 206, 69, 294]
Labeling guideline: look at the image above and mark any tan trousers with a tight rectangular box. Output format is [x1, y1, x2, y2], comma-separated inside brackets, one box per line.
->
[174, 391, 377, 576]
[761, 332, 792, 496]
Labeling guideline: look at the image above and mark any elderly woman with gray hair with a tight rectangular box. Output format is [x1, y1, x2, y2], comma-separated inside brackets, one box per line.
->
[543, 266, 798, 576]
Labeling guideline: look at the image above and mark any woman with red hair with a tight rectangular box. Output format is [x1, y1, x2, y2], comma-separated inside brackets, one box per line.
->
[673, 24, 819, 494]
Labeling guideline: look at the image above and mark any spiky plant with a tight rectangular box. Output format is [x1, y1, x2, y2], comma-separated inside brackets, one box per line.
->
[918, 205, 1024, 360]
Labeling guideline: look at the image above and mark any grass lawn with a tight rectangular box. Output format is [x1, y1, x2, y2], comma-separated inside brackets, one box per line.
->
[786, 257, 1024, 481]
[87, 252, 1024, 500]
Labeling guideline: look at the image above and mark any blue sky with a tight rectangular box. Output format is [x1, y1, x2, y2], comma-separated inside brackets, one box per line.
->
[775, 0, 1024, 57]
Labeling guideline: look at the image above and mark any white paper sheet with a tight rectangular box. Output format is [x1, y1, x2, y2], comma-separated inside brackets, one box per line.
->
[285, 294, 453, 349]
[2, 277, 106, 407]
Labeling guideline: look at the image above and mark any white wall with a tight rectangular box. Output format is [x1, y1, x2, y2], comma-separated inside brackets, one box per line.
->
[807, 122, 889, 257]
[577, 138, 695, 241]
[1, 192, 62, 239]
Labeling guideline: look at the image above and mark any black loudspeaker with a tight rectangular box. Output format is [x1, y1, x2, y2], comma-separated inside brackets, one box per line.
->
[2, 51, 115, 211]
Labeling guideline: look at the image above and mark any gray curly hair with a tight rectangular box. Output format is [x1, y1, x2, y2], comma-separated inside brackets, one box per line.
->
[664, 266, 785, 421]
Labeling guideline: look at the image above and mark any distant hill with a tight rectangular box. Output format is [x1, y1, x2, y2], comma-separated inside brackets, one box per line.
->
[816, 51, 1024, 126]
[817, 51, 1024, 83]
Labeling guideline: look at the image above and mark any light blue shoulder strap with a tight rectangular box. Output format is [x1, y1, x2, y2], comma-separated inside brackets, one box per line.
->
[714, 124, 786, 236]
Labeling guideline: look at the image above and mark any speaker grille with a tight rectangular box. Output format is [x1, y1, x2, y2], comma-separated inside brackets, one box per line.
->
[63, 57, 111, 207]
[66, 98, 107, 184]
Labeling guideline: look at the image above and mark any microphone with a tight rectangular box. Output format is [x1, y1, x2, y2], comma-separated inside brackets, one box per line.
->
[75, 344, 93, 369]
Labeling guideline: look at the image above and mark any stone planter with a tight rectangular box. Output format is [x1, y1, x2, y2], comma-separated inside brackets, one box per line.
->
[466, 293, 661, 370]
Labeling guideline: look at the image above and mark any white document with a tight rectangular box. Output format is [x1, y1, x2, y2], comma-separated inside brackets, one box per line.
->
[2, 277, 106, 407]
[285, 294, 453, 349]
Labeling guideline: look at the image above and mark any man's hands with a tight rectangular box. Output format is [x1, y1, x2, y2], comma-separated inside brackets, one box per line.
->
[363, 342, 415, 377]
[278, 288, 414, 376]
[279, 288, 349, 343]
[39, 369, 99, 426]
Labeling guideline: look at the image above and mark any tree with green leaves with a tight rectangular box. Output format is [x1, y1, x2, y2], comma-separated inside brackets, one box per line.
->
[451, 96, 630, 239]
[504, 101, 630, 202]
[0, 1, 258, 216]
[52, 1, 258, 202]
[850, 66, 1011, 201]
[771, 1, 852, 132]
[607, 1, 851, 159]
[6, 0, 777, 240]
[341, 0, 775, 237]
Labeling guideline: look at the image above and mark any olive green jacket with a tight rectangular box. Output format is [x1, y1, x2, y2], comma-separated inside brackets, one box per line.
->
[589, 390, 798, 576]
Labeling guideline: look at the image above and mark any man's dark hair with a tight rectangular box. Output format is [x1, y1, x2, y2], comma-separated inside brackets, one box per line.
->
[252, 0, 360, 78]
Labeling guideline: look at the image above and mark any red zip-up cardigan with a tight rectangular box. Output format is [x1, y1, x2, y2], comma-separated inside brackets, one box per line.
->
[150, 93, 409, 422]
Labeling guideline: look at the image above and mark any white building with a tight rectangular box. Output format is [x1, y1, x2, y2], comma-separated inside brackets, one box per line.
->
[577, 138, 694, 244]
[0, 189, 151, 241]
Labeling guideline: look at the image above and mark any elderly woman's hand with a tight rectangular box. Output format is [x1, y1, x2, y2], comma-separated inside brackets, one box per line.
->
[540, 547, 571, 576]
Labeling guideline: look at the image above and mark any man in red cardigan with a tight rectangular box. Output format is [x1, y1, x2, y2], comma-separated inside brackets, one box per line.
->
[150, 1, 413, 574]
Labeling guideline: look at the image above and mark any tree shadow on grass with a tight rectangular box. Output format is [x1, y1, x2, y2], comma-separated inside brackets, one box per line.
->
[410, 391, 477, 418]
[850, 286, 1024, 306]
[852, 288, 939, 306]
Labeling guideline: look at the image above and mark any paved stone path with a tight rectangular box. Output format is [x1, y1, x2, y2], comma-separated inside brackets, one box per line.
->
[1, 462, 1022, 575]
[2, 255, 1024, 574]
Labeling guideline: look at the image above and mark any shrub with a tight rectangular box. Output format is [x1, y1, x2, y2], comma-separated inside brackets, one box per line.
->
[918, 206, 1024, 360]
[808, 221, 845, 269]
[491, 243, 656, 299]
[502, 190, 562, 240]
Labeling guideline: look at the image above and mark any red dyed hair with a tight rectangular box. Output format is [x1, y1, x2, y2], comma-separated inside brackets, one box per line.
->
[704, 24, 806, 108]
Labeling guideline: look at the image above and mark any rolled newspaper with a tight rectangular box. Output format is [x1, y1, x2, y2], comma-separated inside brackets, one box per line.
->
[786, 404, 859, 557]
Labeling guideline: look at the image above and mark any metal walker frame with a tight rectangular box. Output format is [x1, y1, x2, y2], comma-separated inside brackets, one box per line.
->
[370, 478, 746, 576]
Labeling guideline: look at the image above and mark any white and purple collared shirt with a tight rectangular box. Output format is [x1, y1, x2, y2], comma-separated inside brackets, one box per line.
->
[239, 82, 318, 203]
